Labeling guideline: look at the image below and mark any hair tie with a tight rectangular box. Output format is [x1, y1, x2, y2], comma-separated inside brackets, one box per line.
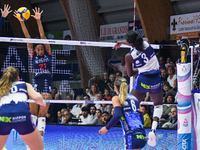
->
[8, 70, 11, 73]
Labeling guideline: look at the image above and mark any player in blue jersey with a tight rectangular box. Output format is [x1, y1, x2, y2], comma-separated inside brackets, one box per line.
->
[0, 66, 46, 150]
[0, 4, 12, 29]
[113, 30, 163, 147]
[99, 77, 146, 150]
[14, 7, 52, 138]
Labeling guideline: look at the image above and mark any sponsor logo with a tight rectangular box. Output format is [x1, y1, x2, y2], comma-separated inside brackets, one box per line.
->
[12, 116, 26, 123]
[0, 116, 11, 123]
[182, 139, 187, 150]
[10, 38, 24, 42]
[124, 101, 129, 106]
[171, 18, 177, 31]
[183, 119, 188, 127]
[48, 40, 55, 43]
[80, 42, 86, 44]
[141, 83, 150, 89]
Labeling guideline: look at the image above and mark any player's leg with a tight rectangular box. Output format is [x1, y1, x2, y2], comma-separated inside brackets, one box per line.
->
[130, 89, 146, 102]
[20, 128, 44, 150]
[0, 135, 9, 150]
[29, 103, 39, 125]
[37, 93, 51, 136]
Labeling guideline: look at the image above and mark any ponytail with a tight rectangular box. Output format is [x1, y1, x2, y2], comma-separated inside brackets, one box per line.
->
[135, 36, 143, 51]
[119, 82, 128, 105]
[0, 67, 19, 98]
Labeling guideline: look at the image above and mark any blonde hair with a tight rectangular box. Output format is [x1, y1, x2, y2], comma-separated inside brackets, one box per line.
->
[114, 77, 128, 105]
[0, 66, 19, 98]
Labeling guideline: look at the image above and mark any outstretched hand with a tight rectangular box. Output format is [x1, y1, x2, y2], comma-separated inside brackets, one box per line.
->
[1, 4, 12, 18]
[13, 10, 22, 21]
[99, 126, 108, 135]
[31, 7, 43, 20]
[113, 41, 123, 50]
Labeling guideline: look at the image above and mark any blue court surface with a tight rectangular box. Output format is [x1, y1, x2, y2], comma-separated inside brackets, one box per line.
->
[5, 125, 177, 150]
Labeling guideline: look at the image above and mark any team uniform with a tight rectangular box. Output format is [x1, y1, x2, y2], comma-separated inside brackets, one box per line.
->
[0, 81, 36, 135]
[120, 93, 146, 149]
[31, 49, 52, 94]
[130, 41, 161, 93]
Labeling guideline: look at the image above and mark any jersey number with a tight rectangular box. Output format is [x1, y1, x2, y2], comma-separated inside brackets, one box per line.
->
[130, 99, 136, 112]
[39, 63, 46, 70]
[11, 86, 18, 93]
[141, 53, 148, 63]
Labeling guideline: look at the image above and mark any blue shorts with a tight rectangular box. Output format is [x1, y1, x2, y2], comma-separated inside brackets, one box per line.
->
[32, 78, 52, 94]
[134, 73, 161, 94]
[125, 132, 147, 149]
[0, 112, 36, 135]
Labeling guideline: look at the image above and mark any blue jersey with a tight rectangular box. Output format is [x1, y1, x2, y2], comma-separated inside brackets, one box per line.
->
[31, 49, 52, 79]
[120, 93, 145, 135]
[0, 81, 29, 113]
[130, 41, 160, 75]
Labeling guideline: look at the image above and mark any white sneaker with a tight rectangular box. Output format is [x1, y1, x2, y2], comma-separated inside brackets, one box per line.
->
[148, 131, 156, 147]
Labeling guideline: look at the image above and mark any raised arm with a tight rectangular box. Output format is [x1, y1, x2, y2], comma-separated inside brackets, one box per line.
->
[13, 10, 33, 57]
[125, 53, 138, 77]
[26, 83, 46, 107]
[32, 7, 51, 54]
[0, 4, 12, 29]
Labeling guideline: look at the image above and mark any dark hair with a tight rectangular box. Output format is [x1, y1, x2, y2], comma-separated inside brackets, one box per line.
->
[125, 30, 143, 51]
[102, 111, 110, 115]
[140, 105, 147, 111]
[164, 93, 175, 103]
[163, 81, 172, 89]
[96, 109, 102, 114]
[52, 87, 57, 90]
[167, 65, 175, 74]
[82, 106, 89, 112]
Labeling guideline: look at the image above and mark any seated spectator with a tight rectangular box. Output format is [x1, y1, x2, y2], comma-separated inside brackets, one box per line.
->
[162, 81, 176, 100]
[161, 68, 168, 84]
[46, 111, 51, 123]
[100, 98, 112, 114]
[162, 107, 178, 129]
[159, 56, 166, 70]
[70, 95, 84, 118]
[66, 94, 74, 111]
[95, 92, 103, 109]
[85, 87, 90, 95]
[57, 111, 62, 124]
[167, 65, 177, 90]
[62, 110, 72, 124]
[165, 57, 171, 68]
[107, 74, 116, 96]
[79, 107, 93, 125]
[103, 88, 112, 101]
[102, 111, 111, 124]
[115, 71, 122, 78]
[88, 84, 99, 101]
[159, 93, 176, 124]
[98, 72, 111, 93]
[52, 87, 57, 99]
[61, 108, 67, 122]
[83, 94, 92, 109]
[140, 105, 151, 127]
[90, 106, 98, 124]
[95, 109, 104, 125]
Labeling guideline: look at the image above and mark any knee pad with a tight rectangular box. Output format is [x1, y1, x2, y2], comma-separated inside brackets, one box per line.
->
[31, 114, 38, 125]
[37, 117, 46, 132]
[153, 105, 163, 119]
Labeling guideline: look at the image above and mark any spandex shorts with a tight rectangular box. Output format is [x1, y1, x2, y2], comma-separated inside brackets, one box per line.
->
[32, 78, 52, 94]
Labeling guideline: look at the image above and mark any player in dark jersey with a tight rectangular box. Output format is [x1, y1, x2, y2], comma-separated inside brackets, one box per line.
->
[113, 30, 163, 147]
[99, 77, 146, 150]
[0, 4, 12, 29]
[0, 66, 46, 150]
[14, 7, 52, 138]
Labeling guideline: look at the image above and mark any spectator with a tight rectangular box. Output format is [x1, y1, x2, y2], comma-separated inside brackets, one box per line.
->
[167, 65, 177, 90]
[85, 87, 90, 95]
[52, 87, 57, 99]
[88, 84, 99, 101]
[99, 72, 111, 93]
[165, 57, 171, 68]
[57, 111, 62, 124]
[83, 94, 92, 109]
[159, 93, 176, 124]
[162, 82, 176, 100]
[107, 74, 116, 96]
[103, 88, 112, 101]
[70, 95, 84, 118]
[79, 107, 93, 125]
[102, 111, 111, 124]
[100, 98, 112, 114]
[95, 109, 104, 125]
[161, 68, 168, 84]
[95, 92, 103, 109]
[66, 94, 74, 111]
[62, 110, 72, 124]
[46, 111, 51, 123]
[61, 108, 67, 122]
[90, 106, 98, 124]
[159, 56, 166, 70]
[140, 105, 151, 127]
[115, 71, 122, 78]
[162, 107, 178, 129]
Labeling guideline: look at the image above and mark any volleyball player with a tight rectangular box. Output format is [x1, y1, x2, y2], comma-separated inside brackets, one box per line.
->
[0, 4, 12, 29]
[14, 7, 52, 138]
[0, 66, 46, 150]
[113, 30, 163, 147]
[99, 77, 146, 150]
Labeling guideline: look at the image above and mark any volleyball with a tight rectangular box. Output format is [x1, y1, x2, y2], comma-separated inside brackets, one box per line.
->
[16, 7, 30, 21]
